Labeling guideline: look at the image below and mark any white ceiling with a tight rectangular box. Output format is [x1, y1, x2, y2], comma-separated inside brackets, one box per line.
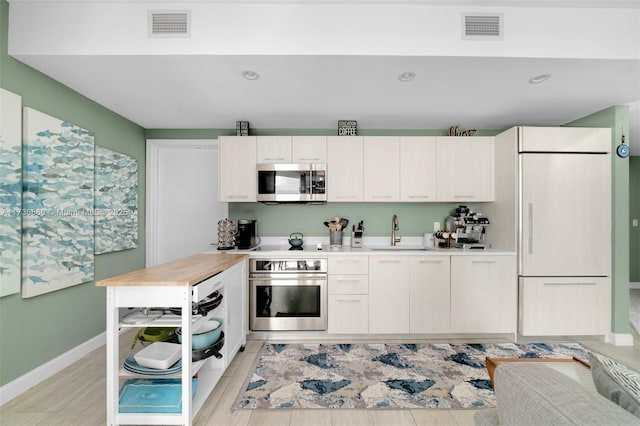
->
[7, 0, 640, 152]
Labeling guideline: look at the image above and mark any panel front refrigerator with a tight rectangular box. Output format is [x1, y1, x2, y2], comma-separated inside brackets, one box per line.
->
[517, 127, 611, 336]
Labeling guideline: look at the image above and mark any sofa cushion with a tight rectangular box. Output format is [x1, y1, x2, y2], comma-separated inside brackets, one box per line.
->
[589, 351, 640, 418]
[494, 363, 639, 425]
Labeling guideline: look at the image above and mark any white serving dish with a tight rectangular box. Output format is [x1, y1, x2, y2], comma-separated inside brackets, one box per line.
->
[133, 342, 182, 370]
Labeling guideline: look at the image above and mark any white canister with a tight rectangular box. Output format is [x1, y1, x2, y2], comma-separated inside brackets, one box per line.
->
[423, 233, 435, 248]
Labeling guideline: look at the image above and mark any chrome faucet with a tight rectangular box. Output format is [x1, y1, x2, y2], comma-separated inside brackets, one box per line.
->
[391, 214, 401, 246]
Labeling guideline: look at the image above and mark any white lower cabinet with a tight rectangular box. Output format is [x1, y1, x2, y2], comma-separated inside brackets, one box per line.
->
[329, 295, 369, 334]
[519, 277, 610, 336]
[328, 257, 369, 334]
[326, 253, 518, 336]
[450, 256, 517, 333]
[409, 256, 450, 333]
[369, 256, 410, 333]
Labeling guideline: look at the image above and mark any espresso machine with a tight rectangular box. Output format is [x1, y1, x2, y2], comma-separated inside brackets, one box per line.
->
[445, 205, 490, 250]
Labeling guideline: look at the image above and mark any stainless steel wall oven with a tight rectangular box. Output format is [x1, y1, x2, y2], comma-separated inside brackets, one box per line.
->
[249, 258, 327, 331]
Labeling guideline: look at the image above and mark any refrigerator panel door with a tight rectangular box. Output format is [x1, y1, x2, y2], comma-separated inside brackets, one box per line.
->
[520, 153, 611, 276]
[519, 127, 611, 153]
[518, 277, 610, 336]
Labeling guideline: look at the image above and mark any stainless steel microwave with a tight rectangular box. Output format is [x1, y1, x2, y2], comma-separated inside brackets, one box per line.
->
[256, 163, 327, 203]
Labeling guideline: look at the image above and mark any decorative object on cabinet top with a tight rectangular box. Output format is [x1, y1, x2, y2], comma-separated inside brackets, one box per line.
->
[236, 120, 249, 136]
[338, 120, 357, 136]
[448, 125, 477, 136]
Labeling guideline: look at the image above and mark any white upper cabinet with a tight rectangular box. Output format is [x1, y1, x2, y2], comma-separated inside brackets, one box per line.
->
[400, 136, 437, 202]
[256, 136, 292, 163]
[436, 137, 494, 202]
[218, 136, 257, 202]
[291, 136, 327, 163]
[327, 136, 364, 202]
[364, 136, 400, 202]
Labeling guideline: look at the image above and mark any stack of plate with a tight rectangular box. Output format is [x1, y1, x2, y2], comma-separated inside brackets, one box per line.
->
[123, 356, 182, 376]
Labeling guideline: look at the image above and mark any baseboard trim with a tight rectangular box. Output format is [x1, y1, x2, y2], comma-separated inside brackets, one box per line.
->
[0, 332, 106, 406]
[605, 333, 634, 347]
[630, 282, 640, 289]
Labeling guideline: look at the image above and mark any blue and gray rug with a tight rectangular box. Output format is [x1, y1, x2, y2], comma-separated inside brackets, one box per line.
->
[236, 342, 589, 409]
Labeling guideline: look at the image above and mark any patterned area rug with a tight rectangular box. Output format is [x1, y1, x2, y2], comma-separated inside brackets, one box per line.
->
[235, 342, 589, 409]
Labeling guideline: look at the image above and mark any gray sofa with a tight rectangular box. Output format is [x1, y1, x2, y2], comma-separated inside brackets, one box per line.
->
[474, 363, 640, 426]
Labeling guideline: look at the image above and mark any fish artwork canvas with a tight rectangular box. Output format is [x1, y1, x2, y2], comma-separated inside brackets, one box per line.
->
[21, 108, 95, 298]
[0, 89, 22, 297]
[94, 146, 138, 254]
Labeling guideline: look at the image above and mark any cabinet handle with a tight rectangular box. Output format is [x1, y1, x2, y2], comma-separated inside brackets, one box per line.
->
[471, 260, 496, 264]
[378, 260, 402, 264]
[408, 195, 430, 199]
[544, 282, 596, 286]
[372, 195, 393, 199]
[454, 195, 475, 199]
[298, 157, 320, 161]
[419, 260, 442, 264]
[264, 157, 286, 161]
[336, 299, 360, 303]
[528, 203, 533, 254]
[228, 195, 249, 199]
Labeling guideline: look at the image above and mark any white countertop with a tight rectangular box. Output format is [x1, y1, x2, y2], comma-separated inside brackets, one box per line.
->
[204, 236, 515, 256]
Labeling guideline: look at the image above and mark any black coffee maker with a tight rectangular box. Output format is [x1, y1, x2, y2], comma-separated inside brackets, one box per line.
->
[236, 219, 257, 249]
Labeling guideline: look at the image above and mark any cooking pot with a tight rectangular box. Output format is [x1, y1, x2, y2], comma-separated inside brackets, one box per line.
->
[288, 232, 304, 247]
[168, 290, 223, 316]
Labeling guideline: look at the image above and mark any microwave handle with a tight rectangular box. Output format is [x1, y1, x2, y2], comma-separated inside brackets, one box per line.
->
[307, 166, 314, 195]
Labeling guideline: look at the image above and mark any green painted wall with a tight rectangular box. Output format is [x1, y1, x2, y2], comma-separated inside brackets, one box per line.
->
[631, 156, 640, 283]
[0, 1, 146, 386]
[230, 202, 481, 237]
[565, 106, 630, 334]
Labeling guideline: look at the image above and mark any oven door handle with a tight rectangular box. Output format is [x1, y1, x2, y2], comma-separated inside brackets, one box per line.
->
[250, 278, 326, 286]
[249, 273, 326, 280]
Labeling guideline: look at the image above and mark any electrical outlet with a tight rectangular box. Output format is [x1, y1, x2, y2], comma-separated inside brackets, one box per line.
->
[633, 219, 639, 227]
[434, 222, 441, 232]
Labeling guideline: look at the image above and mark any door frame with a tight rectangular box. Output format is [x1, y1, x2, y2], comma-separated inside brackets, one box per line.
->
[146, 139, 227, 266]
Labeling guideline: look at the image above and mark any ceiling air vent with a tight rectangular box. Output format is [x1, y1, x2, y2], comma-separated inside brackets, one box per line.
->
[462, 13, 503, 40]
[148, 11, 191, 37]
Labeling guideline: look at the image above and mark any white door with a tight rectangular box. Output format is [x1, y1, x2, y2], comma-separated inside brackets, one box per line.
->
[146, 140, 227, 266]
[520, 153, 611, 276]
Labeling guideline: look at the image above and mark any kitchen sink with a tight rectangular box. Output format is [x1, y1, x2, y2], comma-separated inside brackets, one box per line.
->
[368, 246, 431, 251]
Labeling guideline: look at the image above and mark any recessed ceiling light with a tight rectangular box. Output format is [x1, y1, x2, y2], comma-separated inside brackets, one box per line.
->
[398, 72, 416, 82]
[528, 74, 551, 84]
[241, 70, 260, 80]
